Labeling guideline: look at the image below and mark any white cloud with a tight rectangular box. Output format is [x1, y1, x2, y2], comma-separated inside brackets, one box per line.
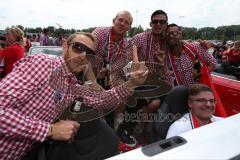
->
[0, 0, 239, 30]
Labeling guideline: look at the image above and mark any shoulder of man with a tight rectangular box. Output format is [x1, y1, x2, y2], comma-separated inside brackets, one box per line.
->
[92, 26, 111, 35]
[132, 31, 149, 39]
[211, 115, 225, 122]
[13, 54, 58, 70]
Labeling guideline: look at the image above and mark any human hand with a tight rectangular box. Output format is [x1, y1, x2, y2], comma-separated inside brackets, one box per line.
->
[49, 120, 80, 141]
[198, 39, 210, 49]
[87, 81, 104, 91]
[127, 45, 148, 87]
[109, 73, 125, 87]
[156, 45, 166, 67]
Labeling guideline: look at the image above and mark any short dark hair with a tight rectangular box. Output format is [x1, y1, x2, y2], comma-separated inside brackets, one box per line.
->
[0, 35, 6, 41]
[43, 28, 49, 34]
[167, 23, 181, 31]
[0, 40, 6, 48]
[188, 84, 213, 98]
[151, 10, 168, 22]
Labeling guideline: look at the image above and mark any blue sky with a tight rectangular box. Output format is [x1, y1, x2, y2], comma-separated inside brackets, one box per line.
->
[1, 0, 239, 30]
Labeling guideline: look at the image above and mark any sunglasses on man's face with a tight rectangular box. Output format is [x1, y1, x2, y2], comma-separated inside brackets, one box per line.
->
[166, 31, 181, 37]
[68, 42, 95, 55]
[151, 20, 167, 25]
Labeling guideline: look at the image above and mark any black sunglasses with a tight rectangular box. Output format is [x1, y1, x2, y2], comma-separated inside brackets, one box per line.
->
[151, 20, 167, 25]
[68, 42, 95, 55]
[166, 31, 181, 37]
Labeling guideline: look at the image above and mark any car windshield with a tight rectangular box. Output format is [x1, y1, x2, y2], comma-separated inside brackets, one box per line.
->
[28, 46, 62, 57]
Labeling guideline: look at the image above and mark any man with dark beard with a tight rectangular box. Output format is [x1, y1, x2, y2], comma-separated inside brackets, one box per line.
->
[0, 32, 148, 160]
[165, 23, 217, 86]
[165, 23, 226, 117]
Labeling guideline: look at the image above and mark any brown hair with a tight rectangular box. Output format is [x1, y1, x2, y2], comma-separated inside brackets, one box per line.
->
[66, 32, 96, 45]
[5, 27, 24, 43]
[188, 84, 213, 97]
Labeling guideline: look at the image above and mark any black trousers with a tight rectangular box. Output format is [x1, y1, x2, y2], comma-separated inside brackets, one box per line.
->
[46, 120, 118, 160]
[22, 142, 47, 160]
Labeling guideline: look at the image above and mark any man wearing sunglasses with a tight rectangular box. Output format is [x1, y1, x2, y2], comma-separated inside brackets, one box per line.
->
[129, 10, 172, 139]
[131, 10, 169, 66]
[166, 84, 224, 138]
[163, 23, 227, 120]
[165, 23, 217, 87]
[92, 11, 138, 147]
[0, 32, 148, 160]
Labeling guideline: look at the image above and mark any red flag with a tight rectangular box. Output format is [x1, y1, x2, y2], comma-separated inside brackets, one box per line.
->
[199, 65, 227, 117]
[183, 43, 227, 117]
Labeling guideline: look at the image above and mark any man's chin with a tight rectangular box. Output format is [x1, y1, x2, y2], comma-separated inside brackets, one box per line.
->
[167, 40, 177, 47]
[71, 65, 87, 75]
[116, 29, 126, 36]
[152, 32, 162, 35]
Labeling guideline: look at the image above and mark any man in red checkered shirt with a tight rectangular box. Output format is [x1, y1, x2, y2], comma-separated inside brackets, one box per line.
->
[130, 10, 172, 136]
[0, 32, 148, 160]
[92, 10, 133, 78]
[165, 23, 217, 87]
[92, 11, 138, 147]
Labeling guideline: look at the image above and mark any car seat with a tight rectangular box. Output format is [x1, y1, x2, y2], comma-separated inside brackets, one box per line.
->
[150, 85, 189, 141]
[46, 106, 119, 160]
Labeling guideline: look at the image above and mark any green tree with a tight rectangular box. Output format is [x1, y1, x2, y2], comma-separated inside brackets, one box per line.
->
[81, 27, 96, 33]
[128, 25, 144, 37]
[182, 27, 197, 40]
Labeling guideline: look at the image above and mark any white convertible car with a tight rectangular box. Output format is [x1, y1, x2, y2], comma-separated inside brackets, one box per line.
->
[108, 113, 240, 160]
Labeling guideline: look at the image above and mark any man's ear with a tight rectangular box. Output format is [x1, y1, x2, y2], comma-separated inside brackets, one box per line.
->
[62, 42, 68, 53]
[150, 22, 153, 28]
[188, 100, 193, 109]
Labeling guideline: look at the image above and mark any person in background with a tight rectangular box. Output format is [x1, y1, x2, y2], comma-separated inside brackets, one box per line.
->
[227, 41, 240, 67]
[0, 27, 25, 77]
[166, 83, 224, 138]
[31, 34, 37, 42]
[0, 40, 6, 80]
[0, 40, 6, 49]
[24, 36, 32, 52]
[40, 28, 54, 46]
[55, 33, 66, 46]
[0, 32, 148, 160]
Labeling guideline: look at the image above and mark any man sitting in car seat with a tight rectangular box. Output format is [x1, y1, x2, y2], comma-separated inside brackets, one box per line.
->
[166, 84, 224, 138]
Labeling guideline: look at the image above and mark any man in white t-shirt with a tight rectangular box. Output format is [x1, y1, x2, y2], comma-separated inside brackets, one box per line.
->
[166, 84, 224, 138]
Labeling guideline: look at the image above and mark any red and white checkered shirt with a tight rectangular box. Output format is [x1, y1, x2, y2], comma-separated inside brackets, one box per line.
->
[169, 42, 217, 86]
[131, 31, 173, 83]
[0, 54, 133, 160]
[92, 27, 132, 78]
[131, 31, 163, 62]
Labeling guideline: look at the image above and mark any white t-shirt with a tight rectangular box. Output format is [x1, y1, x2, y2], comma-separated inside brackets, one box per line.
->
[166, 113, 224, 139]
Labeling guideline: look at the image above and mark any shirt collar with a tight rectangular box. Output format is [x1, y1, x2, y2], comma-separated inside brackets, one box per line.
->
[59, 57, 74, 77]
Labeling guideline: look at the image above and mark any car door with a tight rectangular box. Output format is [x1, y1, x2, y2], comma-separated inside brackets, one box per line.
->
[212, 73, 240, 115]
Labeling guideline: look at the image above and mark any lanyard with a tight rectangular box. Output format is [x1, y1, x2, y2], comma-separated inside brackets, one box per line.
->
[166, 42, 206, 85]
[105, 28, 124, 64]
[190, 113, 212, 129]
[145, 32, 164, 62]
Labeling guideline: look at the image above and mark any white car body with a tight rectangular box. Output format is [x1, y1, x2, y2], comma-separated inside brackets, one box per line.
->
[108, 113, 240, 160]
